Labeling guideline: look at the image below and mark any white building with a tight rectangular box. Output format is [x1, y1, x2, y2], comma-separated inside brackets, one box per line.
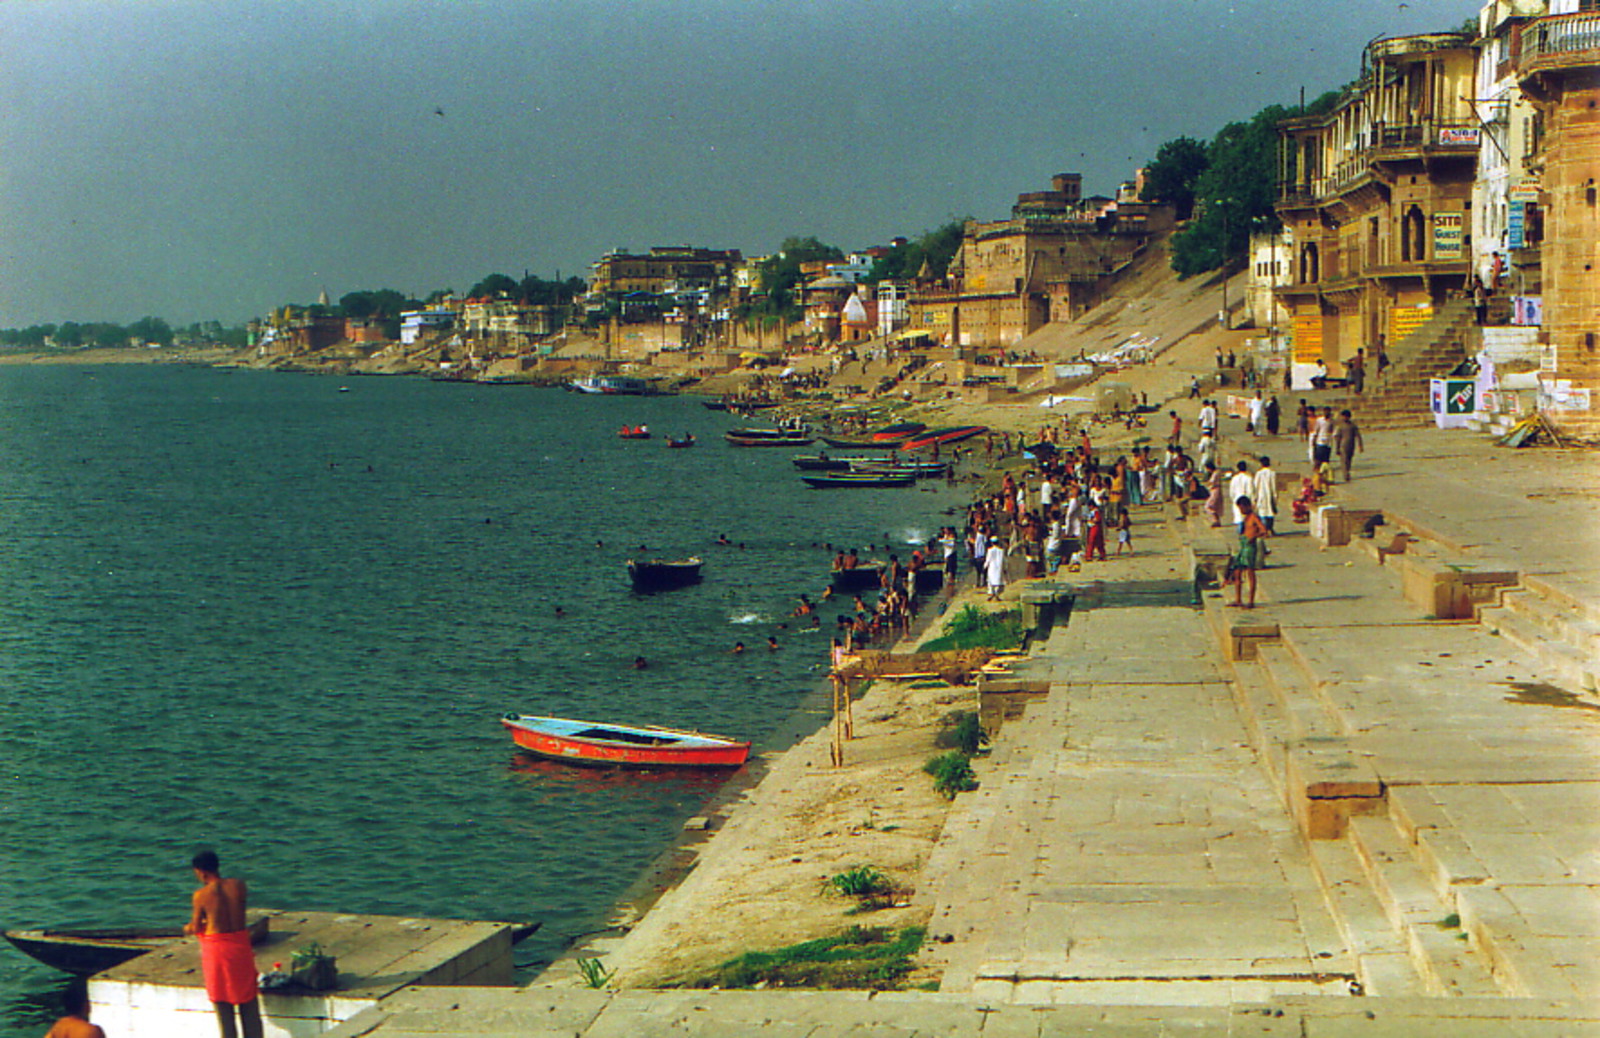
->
[399, 309, 456, 346]
[876, 281, 911, 338]
[1245, 226, 1293, 339]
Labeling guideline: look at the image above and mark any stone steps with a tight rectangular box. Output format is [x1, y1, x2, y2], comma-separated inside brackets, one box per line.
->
[1346, 815, 1504, 997]
[1477, 601, 1598, 693]
[1303, 838, 1426, 996]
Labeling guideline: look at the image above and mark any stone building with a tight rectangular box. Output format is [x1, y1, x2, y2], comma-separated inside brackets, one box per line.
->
[587, 246, 742, 298]
[907, 173, 1170, 349]
[1513, 2, 1600, 435]
[1275, 31, 1481, 373]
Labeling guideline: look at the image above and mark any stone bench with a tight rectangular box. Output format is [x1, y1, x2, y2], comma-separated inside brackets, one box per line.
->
[1392, 552, 1519, 620]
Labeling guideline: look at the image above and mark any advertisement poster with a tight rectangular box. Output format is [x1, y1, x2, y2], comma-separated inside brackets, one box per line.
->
[1433, 213, 1464, 260]
[1438, 126, 1481, 146]
[1512, 296, 1543, 326]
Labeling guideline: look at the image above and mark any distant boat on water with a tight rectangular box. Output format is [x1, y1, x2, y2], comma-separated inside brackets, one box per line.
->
[627, 556, 704, 591]
[571, 375, 656, 395]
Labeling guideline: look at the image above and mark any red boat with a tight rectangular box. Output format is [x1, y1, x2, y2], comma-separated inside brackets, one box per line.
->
[870, 421, 926, 441]
[501, 714, 751, 768]
[619, 425, 652, 439]
[899, 425, 987, 451]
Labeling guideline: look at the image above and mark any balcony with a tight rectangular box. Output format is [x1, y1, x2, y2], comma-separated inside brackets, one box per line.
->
[1519, 13, 1600, 77]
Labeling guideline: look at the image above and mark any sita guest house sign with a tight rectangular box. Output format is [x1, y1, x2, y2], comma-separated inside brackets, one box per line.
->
[1433, 213, 1465, 260]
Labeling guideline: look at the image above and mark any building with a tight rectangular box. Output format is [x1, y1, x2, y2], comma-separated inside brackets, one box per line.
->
[1513, 1, 1600, 434]
[587, 246, 742, 299]
[1275, 31, 1481, 374]
[400, 308, 457, 346]
[1245, 226, 1294, 337]
[907, 172, 1170, 348]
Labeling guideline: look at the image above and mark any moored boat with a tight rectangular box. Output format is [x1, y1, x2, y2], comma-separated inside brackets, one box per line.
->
[899, 425, 988, 451]
[848, 458, 952, 478]
[791, 454, 852, 471]
[802, 472, 916, 488]
[501, 714, 751, 768]
[627, 556, 704, 590]
[870, 421, 926, 441]
[4, 915, 272, 975]
[818, 435, 908, 450]
[725, 432, 813, 447]
[571, 375, 657, 395]
[829, 565, 885, 592]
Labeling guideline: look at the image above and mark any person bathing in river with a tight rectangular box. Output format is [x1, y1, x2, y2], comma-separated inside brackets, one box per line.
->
[43, 979, 104, 1038]
[185, 850, 263, 1038]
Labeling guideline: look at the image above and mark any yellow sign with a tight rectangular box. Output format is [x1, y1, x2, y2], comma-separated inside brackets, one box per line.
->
[1390, 304, 1432, 343]
[1292, 313, 1322, 362]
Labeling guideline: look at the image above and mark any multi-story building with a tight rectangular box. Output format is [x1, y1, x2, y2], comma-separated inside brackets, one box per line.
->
[908, 173, 1170, 348]
[1245, 226, 1294, 337]
[1275, 31, 1481, 372]
[1514, 1, 1600, 434]
[587, 246, 742, 299]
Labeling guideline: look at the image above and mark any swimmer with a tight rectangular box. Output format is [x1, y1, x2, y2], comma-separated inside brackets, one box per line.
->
[631, 656, 648, 670]
[767, 636, 779, 651]
[731, 642, 745, 654]
[554, 606, 565, 618]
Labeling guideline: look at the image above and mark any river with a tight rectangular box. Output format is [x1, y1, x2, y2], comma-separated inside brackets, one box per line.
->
[0, 364, 963, 1034]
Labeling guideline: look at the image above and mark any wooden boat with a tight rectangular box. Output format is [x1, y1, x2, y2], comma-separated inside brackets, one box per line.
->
[848, 459, 952, 478]
[870, 421, 926, 441]
[818, 435, 908, 450]
[5, 915, 271, 975]
[725, 432, 813, 447]
[618, 425, 652, 439]
[701, 400, 729, 411]
[501, 714, 751, 768]
[803, 473, 916, 488]
[665, 435, 696, 448]
[899, 425, 988, 451]
[829, 565, 885, 592]
[627, 556, 704, 591]
[791, 454, 852, 471]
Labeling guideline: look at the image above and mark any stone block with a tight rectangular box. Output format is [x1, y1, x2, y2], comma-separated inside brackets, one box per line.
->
[1229, 622, 1281, 661]
[1285, 744, 1386, 840]
[1314, 507, 1383, 547]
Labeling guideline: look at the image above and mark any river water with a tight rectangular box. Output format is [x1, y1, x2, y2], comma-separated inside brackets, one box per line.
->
[0, 364, 963, 1034]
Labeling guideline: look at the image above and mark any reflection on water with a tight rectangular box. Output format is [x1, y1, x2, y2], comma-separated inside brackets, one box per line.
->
[0, 365, 964, 1035]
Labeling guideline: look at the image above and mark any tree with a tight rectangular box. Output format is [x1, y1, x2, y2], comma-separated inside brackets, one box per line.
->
[127, 316, 173, 346]
[865, 220, 968, 283]
[468, 273, 520, 300]
[1141, 137, 1209, 220]
[1170, 105, 1287, 278]
[745, 236, 844, 321]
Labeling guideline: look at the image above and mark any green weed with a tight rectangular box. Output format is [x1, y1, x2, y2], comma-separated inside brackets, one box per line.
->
[934, 710, 989, 756]
[924, 751, 978, 799]
[576, 957, 613, 989]
[827, 865, 892, 898]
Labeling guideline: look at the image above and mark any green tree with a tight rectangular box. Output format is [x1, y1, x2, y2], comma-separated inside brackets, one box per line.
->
[468, 273, 520, 300]
[747, 236, 843, 320]
[126, 316, 173, 346]
[1141, 136, 1209, 220]
[866, 220, 967, 283]
[1170, 105, 1287, 278]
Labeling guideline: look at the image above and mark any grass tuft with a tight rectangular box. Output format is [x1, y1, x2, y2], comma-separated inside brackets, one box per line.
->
[924, 751, 978, 799]
[934, 710, 989, 756]
[919, 606, 1022, 653]
[688, 926, 926, 990]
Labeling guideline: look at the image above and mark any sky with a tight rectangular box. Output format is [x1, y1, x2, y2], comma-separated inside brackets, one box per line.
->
[0, 0, 1478, 328]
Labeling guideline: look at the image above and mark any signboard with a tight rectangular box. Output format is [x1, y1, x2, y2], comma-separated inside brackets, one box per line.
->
[1508, 181, 1541, 202]
[1433, 213, 1464, 260]
[1292, 313, 1322, 362]
[1511, 296, 1543, 326]
[1430, 378, 1476, 428]
[1438, 126, 1481, 146]
[1390, 304, 1432, 343]
[1508, 200, 1525, 249]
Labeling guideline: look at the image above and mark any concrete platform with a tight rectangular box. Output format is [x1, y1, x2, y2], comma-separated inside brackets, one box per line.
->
[90, 909, 517, 1038]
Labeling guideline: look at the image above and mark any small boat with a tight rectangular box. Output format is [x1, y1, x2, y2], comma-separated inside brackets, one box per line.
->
[666, 435, 696, 448]
[502, 714, 751, 768]
[701, 400, 729, 411]
[725, 432, 813, 447]
[848, 459, 952, 478]
[627, 557, 704, 591]
[870, 421, 926, 441]
[5, 915, 272, 975]
[803, 472, 916, 489]
[791, 455, 852, 471]
[899, 425, 988, 451]
[618, 425, 652, 440]
[818, 435, 909, 450]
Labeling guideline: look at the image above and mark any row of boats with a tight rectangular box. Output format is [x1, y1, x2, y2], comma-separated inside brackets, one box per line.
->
[723, 421, 987, 454]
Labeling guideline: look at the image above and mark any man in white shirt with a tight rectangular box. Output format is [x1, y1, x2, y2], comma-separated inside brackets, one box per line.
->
[1198, 399, 1218, 438]
[1251, 456, 1278, 533]
[1227, 460, 1255, 532]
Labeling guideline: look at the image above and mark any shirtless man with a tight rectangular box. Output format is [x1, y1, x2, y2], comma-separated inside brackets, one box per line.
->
[185, 850, 263, 1038]
[43, 979, 104, 1038]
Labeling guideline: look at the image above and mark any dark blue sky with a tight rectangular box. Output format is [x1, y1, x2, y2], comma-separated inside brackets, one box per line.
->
[0, 0, 1476, 327]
